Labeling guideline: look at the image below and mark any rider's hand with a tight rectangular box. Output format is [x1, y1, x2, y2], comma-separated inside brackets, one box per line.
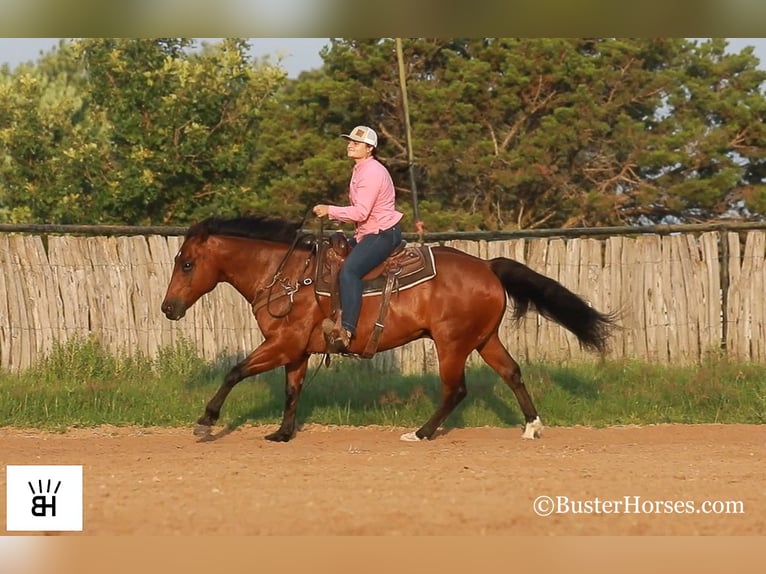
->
[313, 204, 329, 218]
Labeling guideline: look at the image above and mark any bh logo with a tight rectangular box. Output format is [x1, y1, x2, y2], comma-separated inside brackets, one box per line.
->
[6, 465, 83, 531]
[29, 479, 62, 517]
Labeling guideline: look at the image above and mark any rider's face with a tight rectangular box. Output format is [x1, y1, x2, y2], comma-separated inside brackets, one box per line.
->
[346, 140, 373, 161]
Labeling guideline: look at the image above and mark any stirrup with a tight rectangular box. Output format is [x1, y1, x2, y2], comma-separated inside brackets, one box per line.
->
[323, 318, 353, 352]
[329, 328, 353, 353]
[336, 328, 353, 351]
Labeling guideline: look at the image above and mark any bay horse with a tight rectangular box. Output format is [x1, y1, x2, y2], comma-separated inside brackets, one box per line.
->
[160, 216, 615, 442]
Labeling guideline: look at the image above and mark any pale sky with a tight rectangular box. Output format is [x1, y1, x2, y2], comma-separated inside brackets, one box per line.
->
[1, 38, 765, 76]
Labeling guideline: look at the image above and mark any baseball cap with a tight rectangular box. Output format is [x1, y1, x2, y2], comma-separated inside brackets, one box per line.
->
[340, 125, 378, 148]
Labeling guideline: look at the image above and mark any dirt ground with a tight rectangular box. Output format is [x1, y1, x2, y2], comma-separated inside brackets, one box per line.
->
[1, 424, 764, 535]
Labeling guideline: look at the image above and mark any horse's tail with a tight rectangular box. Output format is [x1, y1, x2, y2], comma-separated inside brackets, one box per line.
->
[489, 258, 617, 354]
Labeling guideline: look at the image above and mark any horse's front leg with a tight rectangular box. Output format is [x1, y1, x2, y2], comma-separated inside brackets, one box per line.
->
[194, 339, 292, 437]
[264, 355, 310, 442]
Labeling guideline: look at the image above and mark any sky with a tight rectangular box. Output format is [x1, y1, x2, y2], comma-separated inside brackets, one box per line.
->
[1, 38, 765, 77]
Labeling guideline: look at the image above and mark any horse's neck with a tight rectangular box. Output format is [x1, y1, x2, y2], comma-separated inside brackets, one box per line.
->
[218, 238, 292, 301]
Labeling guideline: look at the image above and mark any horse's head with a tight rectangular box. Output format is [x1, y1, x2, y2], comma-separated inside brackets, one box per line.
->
[161, 230, 221, 321]
[161, 215, 306, 321]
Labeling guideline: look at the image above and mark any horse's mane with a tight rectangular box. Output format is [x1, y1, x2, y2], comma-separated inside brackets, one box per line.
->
[186, 215, 310, 246]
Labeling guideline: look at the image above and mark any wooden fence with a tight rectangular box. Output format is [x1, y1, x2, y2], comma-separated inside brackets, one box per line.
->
[2, 224, 766, 373]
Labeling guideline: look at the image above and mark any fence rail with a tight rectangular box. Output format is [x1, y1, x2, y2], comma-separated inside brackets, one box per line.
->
[2, 224, 766, 373]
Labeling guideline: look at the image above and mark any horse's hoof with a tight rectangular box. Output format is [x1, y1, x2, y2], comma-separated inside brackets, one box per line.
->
[521, 416, 544, 439]
[265, 431, 292, 442]
[400, 431, 424, 442]
[193, 424, 212, 438]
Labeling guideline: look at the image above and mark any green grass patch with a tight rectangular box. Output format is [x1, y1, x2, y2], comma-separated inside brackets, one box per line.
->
[1, 336, 765, 430]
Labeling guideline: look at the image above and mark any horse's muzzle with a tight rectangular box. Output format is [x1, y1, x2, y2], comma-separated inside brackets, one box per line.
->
[161, 299, 186, 321]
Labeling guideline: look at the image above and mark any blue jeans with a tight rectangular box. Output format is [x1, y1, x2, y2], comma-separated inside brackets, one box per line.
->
[339, 223, 403, 335]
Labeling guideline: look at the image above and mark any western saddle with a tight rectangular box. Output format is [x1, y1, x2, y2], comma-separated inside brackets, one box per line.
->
[314, 231, 436, 357]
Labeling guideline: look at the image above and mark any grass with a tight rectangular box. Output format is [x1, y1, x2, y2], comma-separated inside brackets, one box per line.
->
[1, 336, 765, 430]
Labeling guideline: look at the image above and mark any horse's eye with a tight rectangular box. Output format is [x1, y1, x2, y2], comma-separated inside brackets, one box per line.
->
[182, 261, 193, 272]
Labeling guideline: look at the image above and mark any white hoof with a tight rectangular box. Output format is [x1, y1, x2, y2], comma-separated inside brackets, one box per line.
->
[521, 416, 543, 439]
[400, 431, 424, 442]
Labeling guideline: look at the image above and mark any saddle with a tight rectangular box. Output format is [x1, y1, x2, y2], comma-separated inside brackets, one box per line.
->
[315, 232, 437, 357]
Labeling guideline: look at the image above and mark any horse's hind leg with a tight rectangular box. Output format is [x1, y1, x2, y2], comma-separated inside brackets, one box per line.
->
[264, 355, 310, 442]
[401, 350, 469, 442]
[477, 333, 543, 439]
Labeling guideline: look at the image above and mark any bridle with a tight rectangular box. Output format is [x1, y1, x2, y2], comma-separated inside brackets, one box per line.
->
[252, 209, 323, 319]
[252, 210, 333, 384]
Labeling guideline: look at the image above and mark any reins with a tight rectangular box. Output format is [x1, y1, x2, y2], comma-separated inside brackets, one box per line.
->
[249, 209, 333, 380]
[255, 209, 316, 319]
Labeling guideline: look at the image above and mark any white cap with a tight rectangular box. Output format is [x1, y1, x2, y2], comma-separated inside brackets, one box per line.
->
[340, 125, 378, 148]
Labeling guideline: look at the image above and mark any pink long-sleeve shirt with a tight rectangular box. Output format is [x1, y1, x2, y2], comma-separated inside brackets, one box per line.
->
[328, 157, 403, 242]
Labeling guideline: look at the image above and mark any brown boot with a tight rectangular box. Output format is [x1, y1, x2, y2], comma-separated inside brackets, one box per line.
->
[323, 319, 344, 352]
[328, 327, 353, 353]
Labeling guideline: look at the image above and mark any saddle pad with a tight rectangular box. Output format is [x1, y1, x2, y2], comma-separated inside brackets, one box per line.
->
[315, 245, 437, 298]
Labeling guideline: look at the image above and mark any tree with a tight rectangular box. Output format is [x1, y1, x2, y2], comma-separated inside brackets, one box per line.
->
[0, 41, 107, 223]
[641, 38, 766, 222]
[75, 38, 287, 224]
[2, 38, 765, 230]
[253, 38, 766, 230]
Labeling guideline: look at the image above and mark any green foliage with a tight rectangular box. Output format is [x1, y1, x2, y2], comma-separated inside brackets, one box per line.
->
[0, 42, 105, 223]
[1, 38, 287, 225]
[73, 38, 287, 224]
[28, 335, 154, 385]
[2, 337, 766, 429]
[1, 38, 765, 229]
[252, 38, 766, 231]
